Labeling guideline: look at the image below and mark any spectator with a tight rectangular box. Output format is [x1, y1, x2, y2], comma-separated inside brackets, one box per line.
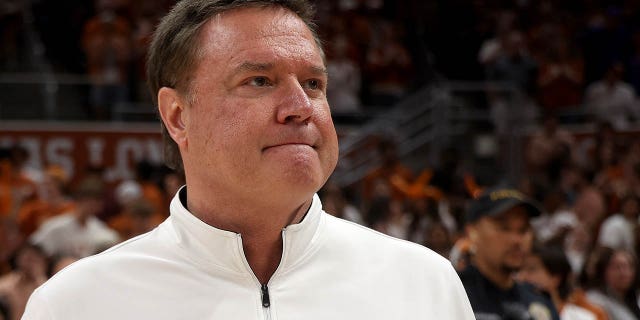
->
[526, 114, 575, 185]
[361, 138, 414, 202]
[0, 146, 37, 219]
[367, 196, 411, 240]
[460, 187, 560, 319]
[0, 219, 22, 277]
[47, 255, 78, 277]
[108, 198, 155, 241]
[30, 178, 119, 258]
[130, 0, 164, 102]
[518, 245, 609, 320]
[16, 165, 75, 236]
[364, 22, 413, 106]
[585, 247, 640, 320]
[81, 0, 133, 119]
[531, 188, 576, 245]
[423, 221, 452, 258]
[485, 30, 539, 135]
[584, 62, 640, 130]
[107, 178, 156, 240]
[319, 182, 363, 225]
[478, 10, 518, 68]
[597, 195, 639, 254]
[535, 35, 584, 111]
[326, 33, 361, 113]
[0, 244, 47, 320]
[562, 187, 607, 275]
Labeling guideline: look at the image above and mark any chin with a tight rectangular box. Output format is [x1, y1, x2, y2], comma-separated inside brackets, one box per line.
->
[287, 172, 325, 193]
[501, 262, 524, 274]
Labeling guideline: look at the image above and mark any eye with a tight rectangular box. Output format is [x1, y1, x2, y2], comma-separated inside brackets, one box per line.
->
[247, 76, 271, 87]
[306, 79, 319, 90]
[303, 79, 323, 91]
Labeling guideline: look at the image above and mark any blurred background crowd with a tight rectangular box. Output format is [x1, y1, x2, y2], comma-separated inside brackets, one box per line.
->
[3, 0, 640, 319]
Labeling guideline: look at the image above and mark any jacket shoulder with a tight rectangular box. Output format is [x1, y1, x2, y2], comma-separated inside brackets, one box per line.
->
[322, 213, 451, 267]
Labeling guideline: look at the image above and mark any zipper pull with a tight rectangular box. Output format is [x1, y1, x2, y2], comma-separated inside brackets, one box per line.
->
[261, 284, 271, 308]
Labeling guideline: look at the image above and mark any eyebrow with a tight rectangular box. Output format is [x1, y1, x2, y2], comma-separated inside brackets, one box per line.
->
[234, 62, 327, 76]
[236, 62, 274, 73]
[308, 65, 328, 76]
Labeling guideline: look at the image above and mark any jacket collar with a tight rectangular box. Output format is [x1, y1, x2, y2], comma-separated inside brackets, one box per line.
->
[168, 186, 324, 277]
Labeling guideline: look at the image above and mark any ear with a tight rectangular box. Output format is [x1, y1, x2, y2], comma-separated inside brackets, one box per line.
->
[466, 225, 478, 242]
[158, 87, 188, 148]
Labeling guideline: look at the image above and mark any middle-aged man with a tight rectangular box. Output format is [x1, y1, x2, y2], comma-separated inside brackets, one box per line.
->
[22, 0, 474, 319]
[460, 187, 560, 320]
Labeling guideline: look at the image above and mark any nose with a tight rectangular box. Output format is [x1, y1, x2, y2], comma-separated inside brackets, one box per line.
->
[276, 79, 313, 124]
[508, 229, 531, 247]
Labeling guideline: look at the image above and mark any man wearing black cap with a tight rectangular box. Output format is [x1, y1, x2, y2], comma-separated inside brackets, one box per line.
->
[460, 187, 560, 320]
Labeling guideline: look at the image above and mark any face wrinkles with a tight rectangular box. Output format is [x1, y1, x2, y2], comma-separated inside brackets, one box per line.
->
[180, 7, 338, 210]
[199, 8, 322, 86]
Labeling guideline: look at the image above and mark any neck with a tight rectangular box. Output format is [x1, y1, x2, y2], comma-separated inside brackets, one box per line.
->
[473, 257, 514, 290]
[608, 286, 627, 302]
[187, 189, 312, 284]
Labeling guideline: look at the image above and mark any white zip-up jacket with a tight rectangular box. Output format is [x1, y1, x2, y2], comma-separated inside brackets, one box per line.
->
[23, 190, 474, 319]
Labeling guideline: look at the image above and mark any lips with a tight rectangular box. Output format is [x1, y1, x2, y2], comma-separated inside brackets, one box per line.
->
[262, 133, 318, 151]
[263, 142, 316, 151]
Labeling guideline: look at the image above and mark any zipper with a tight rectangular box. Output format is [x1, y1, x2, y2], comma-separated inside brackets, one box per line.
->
[261, 283, 270, 307]
[262, 284, 272, 320]
[236, 231, 287, 319]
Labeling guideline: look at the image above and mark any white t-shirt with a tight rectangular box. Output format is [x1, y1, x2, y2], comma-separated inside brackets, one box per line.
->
[561, 303, 597, 320]
[597, 214, 635, 252]
[30, 213, 119, 258]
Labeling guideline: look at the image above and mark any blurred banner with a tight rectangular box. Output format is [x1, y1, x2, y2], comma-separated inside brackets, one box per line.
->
[0, 121, 162, 184]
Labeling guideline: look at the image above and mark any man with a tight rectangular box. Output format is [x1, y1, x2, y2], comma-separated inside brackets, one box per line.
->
[460, 187, 560, 320]
[0, 244, 48, 320]
[23, 1, 474, 319]
[30, 177, 119, 258]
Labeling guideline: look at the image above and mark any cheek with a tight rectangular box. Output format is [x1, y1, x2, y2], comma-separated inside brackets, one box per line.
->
[605, 267, 620, 285]
[191, 103, 249, 149]
[316, 111, 339, 164]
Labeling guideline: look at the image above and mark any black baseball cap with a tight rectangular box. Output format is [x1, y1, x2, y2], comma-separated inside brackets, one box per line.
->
[466, 187, 542, 224]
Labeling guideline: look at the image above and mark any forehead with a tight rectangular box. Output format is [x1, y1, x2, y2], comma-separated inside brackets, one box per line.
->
[482, 205, 530, 225]
[196, 6, 322, 67]
[611, 251, 634, 265]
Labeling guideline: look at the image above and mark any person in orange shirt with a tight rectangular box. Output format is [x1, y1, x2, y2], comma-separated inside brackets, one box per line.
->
[16, 166, 75, 236]
[0, 147, 37, 220]
[108, 180, 155, 240]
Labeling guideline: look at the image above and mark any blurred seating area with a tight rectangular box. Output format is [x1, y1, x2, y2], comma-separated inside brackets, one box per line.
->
[3, 0, 640, 319]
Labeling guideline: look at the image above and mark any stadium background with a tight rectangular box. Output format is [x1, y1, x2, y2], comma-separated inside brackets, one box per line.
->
[2, 0, 640, 319]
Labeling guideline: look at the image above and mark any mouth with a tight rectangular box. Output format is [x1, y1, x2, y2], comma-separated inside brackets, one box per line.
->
[263, 142, 316, 151]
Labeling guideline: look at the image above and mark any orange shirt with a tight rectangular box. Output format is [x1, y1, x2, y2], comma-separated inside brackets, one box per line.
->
[565, 289, 609, 320]
[0, 162, 37, 219]
[363, 163, 414, 201]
